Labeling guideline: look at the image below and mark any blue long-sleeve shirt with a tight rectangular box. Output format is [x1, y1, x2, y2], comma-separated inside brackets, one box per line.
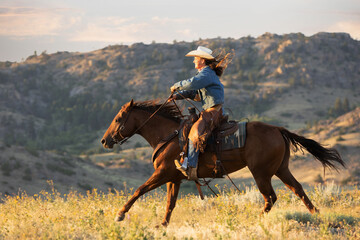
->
[171, 66, 224, 110]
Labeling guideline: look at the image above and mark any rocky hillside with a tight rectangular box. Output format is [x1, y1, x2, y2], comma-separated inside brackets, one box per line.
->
[304, 107, 360, 182]
[0, 141, 153, 196]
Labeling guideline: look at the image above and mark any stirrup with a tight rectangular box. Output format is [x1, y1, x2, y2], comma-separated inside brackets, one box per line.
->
[174, 160, 188, 177]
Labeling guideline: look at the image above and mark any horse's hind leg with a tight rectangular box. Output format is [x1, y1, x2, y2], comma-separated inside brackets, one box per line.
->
[276, 168, 319, 214]
[253, 176, 277, 213]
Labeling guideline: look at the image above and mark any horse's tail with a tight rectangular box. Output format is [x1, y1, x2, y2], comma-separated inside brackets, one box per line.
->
[279, 127, 345, 171]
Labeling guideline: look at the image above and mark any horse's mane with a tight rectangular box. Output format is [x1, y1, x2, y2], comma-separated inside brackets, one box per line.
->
[133, 100, 183, 123]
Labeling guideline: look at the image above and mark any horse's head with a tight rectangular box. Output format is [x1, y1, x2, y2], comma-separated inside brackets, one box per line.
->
[101, 99, 135, 149]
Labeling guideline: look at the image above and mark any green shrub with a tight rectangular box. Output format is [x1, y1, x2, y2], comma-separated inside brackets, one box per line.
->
[336, 135, 345, 141]
[35, 162, 43, 169]
[22, 168, 32, 181]
[25, 143, 39, 157]
[78, 183, 92, 191]
[1, 161, 12, 176]
[46, 163, 76, 176]
[285, 212, 320, 225]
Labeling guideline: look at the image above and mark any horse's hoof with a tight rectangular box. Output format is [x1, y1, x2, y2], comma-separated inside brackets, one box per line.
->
[259, 209, 269, 216]
[114, 213, 125, 222]
[311, 207, 320, 214]
[161, 221, 169, 227]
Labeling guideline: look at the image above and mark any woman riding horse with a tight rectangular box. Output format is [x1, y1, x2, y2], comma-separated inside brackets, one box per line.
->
[101, 47, 344, 226]
[170, 46, 232, 180]
[101, 98, 344, 226]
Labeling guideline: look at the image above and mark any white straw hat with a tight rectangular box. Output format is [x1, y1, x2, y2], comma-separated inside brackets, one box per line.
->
[185, 46, 215, 60]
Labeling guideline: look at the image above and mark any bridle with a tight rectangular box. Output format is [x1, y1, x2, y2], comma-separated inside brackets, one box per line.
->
[112, 106, 133, 145]
[111, 94, 180, 145]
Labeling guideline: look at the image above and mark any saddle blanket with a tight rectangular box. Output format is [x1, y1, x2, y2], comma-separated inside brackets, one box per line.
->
[207, 121, 247, 151]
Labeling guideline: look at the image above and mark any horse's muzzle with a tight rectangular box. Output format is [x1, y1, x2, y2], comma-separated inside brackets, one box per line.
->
[101, 137, 114, 149]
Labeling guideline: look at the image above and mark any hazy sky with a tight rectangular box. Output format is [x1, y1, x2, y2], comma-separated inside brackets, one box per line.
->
[0, 0, 359, 62]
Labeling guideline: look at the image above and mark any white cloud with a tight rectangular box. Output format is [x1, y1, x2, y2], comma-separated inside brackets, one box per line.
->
[151, 16, 192, 25]
[70, 20, 150, 43]
[327, 21, 360, 39]
[176, 29, 195, 38]
[70, 16, 194, 43]
[0, 7, 80, 37]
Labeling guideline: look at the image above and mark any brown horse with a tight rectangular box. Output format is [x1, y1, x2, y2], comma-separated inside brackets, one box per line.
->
[101, 99, 345, 226]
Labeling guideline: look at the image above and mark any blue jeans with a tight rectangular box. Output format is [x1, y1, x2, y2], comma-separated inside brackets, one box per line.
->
[187, 139, 199, 168]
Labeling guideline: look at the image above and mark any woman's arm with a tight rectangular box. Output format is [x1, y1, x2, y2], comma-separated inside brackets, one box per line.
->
[171, 67, 211, 91]
[172, 90, 198, 100]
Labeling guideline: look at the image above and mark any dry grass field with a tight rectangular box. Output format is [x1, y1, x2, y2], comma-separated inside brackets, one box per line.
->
[1, 182, 359, 239]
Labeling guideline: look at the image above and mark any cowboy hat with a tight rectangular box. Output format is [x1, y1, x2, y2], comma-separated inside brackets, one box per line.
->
[185, 46, 215, 60]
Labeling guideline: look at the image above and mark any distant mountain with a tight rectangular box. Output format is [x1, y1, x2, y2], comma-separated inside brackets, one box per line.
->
[0, 32, 359, 154]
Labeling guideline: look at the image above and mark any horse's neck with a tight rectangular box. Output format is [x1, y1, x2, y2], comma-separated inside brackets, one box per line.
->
[134, 111, 179, 148]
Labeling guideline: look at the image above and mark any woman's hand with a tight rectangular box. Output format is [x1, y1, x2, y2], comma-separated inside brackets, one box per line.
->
[170, 86, 177, 93]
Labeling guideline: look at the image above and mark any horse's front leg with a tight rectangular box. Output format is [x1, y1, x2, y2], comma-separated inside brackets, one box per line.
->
[115, 168, 168, 222]
[161, 181, 181, 227]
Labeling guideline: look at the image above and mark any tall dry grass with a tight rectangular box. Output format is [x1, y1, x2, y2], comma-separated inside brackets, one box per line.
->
[0, 181, 359, 239]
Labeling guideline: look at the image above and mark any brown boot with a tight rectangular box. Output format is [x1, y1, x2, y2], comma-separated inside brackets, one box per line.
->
[187, 167, 198, 181]
[174, 160, 188, 177]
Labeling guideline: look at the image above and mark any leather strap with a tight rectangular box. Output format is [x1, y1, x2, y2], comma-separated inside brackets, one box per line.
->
[151, 124, 184, 163]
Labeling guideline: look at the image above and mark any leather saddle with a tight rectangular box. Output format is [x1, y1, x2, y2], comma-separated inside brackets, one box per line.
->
[213, 118, 238, 139]
[178, 114, 239, 153]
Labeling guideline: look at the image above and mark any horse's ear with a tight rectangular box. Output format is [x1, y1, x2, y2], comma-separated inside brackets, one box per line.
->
[129, 99, 134, 107]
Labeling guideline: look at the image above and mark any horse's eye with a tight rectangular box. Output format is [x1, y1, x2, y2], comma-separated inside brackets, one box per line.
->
[115, 119, 119, 123]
